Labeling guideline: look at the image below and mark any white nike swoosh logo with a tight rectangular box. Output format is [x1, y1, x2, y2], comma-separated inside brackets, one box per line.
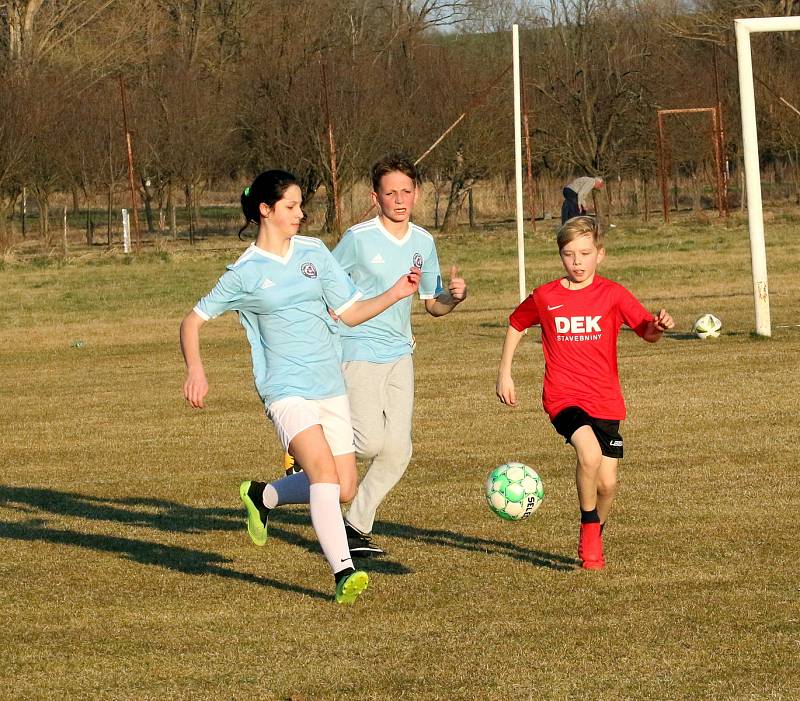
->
[547, 304, 563, 311]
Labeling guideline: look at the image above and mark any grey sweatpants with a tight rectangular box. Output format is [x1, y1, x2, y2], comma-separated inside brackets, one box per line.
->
[342, 355, 414, 534]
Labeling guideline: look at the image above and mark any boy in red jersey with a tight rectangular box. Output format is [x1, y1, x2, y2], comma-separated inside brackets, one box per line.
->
[495, 216, 674, 570]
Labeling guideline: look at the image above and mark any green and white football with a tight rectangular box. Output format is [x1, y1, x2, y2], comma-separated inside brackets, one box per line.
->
[485, 462, 544, 521]
[692, 313, 722, 339]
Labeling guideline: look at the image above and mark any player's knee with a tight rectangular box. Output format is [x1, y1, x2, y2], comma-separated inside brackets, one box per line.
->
[577, 450, 603, 474]
[354, 433, 383, 461]
[382, 439, 412, 478]
[339, 479, 357, 503]
[571, 427, 602, 469]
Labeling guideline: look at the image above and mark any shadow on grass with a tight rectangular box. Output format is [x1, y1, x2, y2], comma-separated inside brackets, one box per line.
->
[664, 332, 700, 341]
[0, 485, 573, 575]
[0, 485, 335, 599]
[275, 509, 576, 572]
[0, 518, 329, 600]
[376, 520, 577, 572]
[0, 485, 240, 533]
[0, 484, 411, 574]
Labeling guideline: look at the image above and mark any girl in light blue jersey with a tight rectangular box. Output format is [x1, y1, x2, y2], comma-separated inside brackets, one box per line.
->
[180, 170, 420, 604]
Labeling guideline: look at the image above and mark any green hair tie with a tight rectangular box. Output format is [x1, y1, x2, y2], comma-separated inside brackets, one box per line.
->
[243, 186, 250, 196]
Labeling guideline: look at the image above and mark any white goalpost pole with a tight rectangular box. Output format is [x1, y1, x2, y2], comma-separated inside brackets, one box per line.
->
[122, 208, 131, 253]
[512, 24, 526, 302]
[735, 16, 800, 337]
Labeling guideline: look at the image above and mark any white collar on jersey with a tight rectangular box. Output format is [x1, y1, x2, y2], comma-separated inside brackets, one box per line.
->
[249, 237, 295, 265]
[374, 216, 412, 246]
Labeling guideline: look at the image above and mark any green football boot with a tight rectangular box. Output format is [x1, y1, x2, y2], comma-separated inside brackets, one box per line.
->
[239, 480, 269, 546]
[335, 570, 369, 605]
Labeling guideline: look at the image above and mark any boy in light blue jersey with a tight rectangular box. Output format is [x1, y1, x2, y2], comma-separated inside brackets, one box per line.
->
[181, 170, 420, 603]
[334, 208, 442, 362]
[332, 153, 468, 557]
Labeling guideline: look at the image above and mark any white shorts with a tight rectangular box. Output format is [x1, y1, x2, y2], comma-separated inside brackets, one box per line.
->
[266, 394, 355, 456]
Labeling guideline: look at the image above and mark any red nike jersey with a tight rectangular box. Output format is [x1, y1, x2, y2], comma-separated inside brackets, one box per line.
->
[509, 275, 653, 420]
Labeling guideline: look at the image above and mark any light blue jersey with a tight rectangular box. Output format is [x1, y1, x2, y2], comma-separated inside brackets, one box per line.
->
[333, 216, 443, 363]
[194, 236, 362, 405]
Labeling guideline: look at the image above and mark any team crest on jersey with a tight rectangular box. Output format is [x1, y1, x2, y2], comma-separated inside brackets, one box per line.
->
[412, 252, 423, 268]
[300, 262, 318, 278]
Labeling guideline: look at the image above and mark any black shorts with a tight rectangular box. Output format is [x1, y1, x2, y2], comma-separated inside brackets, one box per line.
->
[551, 406, 624, 459]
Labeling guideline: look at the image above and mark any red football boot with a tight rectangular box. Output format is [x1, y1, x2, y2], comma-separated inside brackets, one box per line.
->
[578, 522, 605, 570]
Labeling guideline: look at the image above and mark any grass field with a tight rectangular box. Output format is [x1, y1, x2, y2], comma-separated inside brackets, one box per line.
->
[1, 216, 799, 701]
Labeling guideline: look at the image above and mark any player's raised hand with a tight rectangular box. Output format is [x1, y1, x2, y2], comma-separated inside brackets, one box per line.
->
[448, 264, 467, 303]
[653, 308, 674, 331]
[496, 373, 517, 407]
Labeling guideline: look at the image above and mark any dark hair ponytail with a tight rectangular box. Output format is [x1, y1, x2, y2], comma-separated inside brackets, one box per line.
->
[237, 170, 299, 239]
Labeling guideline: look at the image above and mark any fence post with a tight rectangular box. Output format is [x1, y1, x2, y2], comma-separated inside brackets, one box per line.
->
[62, 205, 68, 255]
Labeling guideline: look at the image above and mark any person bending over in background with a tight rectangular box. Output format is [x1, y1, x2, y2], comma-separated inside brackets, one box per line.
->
[561, 176, 604, 223]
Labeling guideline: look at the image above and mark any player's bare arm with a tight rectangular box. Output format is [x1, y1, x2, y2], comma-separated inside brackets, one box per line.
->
[339, 268, 421, 326]
[496, 325, 525, 406]
[180, 310, 209, 408]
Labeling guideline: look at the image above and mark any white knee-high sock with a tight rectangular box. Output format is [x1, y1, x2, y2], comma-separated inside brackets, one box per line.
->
[309, 482, 353, 574]
[262, 471, 310, 509]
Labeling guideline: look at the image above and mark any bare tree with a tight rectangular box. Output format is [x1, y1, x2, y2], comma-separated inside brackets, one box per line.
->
[1, 1, 120, 69]
[525, 0, 662, 177]
[0, 71, 35, 249]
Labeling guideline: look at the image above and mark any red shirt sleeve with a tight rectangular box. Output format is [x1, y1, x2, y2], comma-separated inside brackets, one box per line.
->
[616, 285, 652, 337]
[509, 291, 540, 331]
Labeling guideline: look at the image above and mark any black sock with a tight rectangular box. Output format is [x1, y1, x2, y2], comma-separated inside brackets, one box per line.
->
[247, 481, 271, 524]
[580, 508, 600, 524]
[334, 566, 355, 585]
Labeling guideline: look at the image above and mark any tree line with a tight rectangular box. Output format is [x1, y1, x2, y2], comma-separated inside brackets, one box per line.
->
[0, 0, 799, 250]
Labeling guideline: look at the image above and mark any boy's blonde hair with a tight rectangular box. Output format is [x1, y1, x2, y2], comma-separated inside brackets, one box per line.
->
[556, 216, 604, 251]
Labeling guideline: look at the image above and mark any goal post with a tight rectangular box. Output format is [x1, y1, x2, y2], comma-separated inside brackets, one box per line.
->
[512, 24, 526, 303]
[656, 107, 726, 224]
[735, 16, 800, 337]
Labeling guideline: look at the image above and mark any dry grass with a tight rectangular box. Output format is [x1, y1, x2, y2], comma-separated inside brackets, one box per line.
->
[1, 217, 798, 701]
